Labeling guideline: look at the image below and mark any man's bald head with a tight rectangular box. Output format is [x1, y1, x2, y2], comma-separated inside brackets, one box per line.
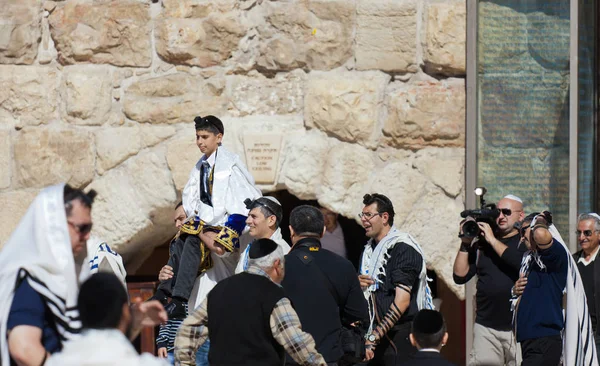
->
[496, 196, 525, 236]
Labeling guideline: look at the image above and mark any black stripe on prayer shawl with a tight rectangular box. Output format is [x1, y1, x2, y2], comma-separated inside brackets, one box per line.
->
[16, 269, 82, 337]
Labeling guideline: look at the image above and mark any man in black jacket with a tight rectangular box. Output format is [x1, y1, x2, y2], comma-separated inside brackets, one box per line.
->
[282, 205, 369, 365]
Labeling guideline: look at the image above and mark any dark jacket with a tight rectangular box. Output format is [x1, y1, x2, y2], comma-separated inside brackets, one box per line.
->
[281, 237, 369, 364]
[402, 351, 457, 366]
[573, 249, 600, 334]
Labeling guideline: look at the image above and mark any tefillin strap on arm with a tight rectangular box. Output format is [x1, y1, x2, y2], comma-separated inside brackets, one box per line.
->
[374, 301, 403, 339]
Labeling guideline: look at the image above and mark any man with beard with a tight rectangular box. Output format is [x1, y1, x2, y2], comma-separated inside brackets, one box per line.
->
[453, 195, 526, 366]
[47, 272, 169, 366]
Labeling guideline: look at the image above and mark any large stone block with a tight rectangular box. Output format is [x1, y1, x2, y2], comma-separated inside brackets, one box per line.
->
[226, 70, 306, 117]
[49, 1, 151, 67]
[305, 71, 390, 149]
[413, 147, 464, 198]
[96, 125, 176, 174]
[63, 65, 112, 126]
[256, 0, 355, 71]
[87, 150, 178, 260]
[13, 128, 95, 189]
[155, 11, 247, 67]
[0, 128, 11, 189]
[424, 1, 466, 76]
[318, 142, 376, 218]
[0, 66, 59, 127]
[166, 130, 201, 192]
[282, 130, 331, 200]
[0, 0, 42, 64]
[123, 73, 227, 124]
[383, 78, 465, 150]
[161, 0, 238, 18]
[356, 0, 418, 72]
[0, 190, 39, 248]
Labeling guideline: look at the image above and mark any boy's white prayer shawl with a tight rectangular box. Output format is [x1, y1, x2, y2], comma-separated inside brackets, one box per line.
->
[359, 227, 434, 333]
[0, 184, 88, 365]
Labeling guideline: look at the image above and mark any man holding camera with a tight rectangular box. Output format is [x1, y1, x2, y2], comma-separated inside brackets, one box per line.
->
[453, 195, 527, 366]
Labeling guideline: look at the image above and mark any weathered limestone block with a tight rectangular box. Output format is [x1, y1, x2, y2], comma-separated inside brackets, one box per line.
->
[282, 130, 331, 200]
[413, 147, 464, 198]
[424, 1, 466, 76]
[356, 0, 418, 72]
[166, 130, 201, 192]
[257, 0, 355, 71]
[87, 150, 178, 263]
[527, 10, 570, 70]
[0, 66, 59, 127]
[63, 65, 112, 126]
[13, 127, 95, 189]
[0, 0, 42, 64]
[226, 70, 306, 117]
[123, 73, 227, 124]
[96, 125, 176, 174]
[305, 71, 390, 149]
[0, 128, 11, 189]
[0, 190, 39, 248]
[49, 1, 151, 67]
[161, 0, 238, 18]
[155, 10, 247, 67]
[318, 142, 376, 219]
[402, 184, 464, 296]
[383, 78, 465, 150]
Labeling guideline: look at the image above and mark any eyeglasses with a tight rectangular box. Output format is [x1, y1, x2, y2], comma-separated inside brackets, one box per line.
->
[519, 225, 529, 237]
[68, 221, 93, 235]
[576, 230, 598, 237]
[358, 212, 382, 220]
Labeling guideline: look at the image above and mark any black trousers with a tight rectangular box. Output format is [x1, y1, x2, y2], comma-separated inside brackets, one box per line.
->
[521, 335, 562, 366]
[157, 233, 201, 300]
[367, 323, 416, 366]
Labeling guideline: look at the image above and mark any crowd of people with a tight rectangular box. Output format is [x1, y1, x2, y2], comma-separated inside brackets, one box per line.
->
[1, 114, 598, 366]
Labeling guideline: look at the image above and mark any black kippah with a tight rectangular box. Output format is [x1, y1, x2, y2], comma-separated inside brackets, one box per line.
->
[245, 197, 283, 224]
[249, 238, 278, 259]
[412, 309, 444, 334]
[194, 115, 224, 134]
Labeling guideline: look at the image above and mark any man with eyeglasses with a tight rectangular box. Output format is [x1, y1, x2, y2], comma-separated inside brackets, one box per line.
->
[572, 213, 600, 355]
[358, 193, 433, 365]
[453, 194, 527, 366]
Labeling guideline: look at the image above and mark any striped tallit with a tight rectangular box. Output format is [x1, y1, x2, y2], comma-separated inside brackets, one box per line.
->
[0, 184, 86, 365]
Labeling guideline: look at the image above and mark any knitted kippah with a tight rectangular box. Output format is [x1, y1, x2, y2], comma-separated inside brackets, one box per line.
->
[249, 238, 278, 259]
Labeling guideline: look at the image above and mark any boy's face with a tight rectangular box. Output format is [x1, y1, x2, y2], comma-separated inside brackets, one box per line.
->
[196, 129, 222, 156]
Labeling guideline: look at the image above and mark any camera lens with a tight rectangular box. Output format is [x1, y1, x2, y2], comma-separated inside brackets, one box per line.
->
[463, 221, 480, 238]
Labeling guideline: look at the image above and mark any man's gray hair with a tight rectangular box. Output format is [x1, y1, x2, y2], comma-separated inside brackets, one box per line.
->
[578, 213, 600, 231]
[247, 245, 285, 271]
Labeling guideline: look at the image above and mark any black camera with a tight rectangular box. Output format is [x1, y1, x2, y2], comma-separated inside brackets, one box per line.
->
[460, 187, 500, 238]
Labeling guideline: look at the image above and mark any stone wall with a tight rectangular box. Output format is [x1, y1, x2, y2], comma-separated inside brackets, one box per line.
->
[0, 0, 466, 296]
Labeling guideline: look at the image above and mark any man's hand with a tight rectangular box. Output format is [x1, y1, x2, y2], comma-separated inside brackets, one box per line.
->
[364, 342, 375, 361]
[358, 275, 374, 290]
[200, 231, 225, 256]
[158, 265, 174, 282]
[157, 347, 168, 358]
[477, 222, 498, 244]
[129, 300, 167, 340]
[513, 274, 527, 297]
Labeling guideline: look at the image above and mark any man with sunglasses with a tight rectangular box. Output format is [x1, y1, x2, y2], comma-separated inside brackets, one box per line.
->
[453, 195, 527, 366]
[572, 213, 600, 356]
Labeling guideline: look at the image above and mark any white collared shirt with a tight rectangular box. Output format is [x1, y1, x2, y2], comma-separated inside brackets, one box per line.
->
[578, 246, 600, 266]
[419, 348, 440, 353]
[202, 149, 217, 168]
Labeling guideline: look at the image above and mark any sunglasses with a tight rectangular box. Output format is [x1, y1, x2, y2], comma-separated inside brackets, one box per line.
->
[68, 221, 93, 235]
[499, 208, 515, 216]
[576, 230, 598, 237]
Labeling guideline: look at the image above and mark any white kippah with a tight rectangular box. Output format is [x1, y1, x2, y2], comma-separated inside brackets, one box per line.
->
[263, 196, 282, 207]
[503, 194, 523, 204]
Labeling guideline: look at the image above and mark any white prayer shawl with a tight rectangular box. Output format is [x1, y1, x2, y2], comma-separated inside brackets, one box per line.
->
[182, 146, 262, 310]
[86, 237, 127, 289]
[359, 227, 434, 331]
[182, 145, 262, 226]
[234, 228, 291, 274]
[514, 220, 597, 366]
[0, 184, 88, 365]
[46, 329, 169, 366]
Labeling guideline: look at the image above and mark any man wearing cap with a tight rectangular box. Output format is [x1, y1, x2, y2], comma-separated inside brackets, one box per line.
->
[235, 196, 291, 274]
[572, 213, 600, 357]
[404, 309, 455, 366]
[282, 205, 368, 365]
[453, 194, 527, 366]
[174, 238, 326, 366]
